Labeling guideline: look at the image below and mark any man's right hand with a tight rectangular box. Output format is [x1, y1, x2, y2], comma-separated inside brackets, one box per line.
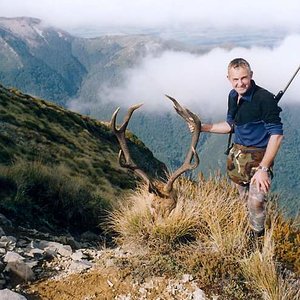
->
[188, 123, 195, 133]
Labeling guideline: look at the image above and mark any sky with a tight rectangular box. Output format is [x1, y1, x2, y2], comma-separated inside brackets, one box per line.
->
[1, 0, 300, 116]
[1, 0, 300, 34]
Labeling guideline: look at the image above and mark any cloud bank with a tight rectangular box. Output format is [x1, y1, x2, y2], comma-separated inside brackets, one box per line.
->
[95, 34, 300, 118]
[1, 0, 299, 119]
[1, 0, 300, 35]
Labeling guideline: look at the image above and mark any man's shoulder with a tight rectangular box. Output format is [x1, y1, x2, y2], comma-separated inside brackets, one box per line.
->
[254, 85, 282, 113]
[254, 85, 274, 99]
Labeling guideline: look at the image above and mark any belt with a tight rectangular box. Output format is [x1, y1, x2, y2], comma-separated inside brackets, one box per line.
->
[233, 144, 266, 153]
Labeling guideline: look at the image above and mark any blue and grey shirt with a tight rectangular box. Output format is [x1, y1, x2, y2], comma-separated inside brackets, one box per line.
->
[226, 80, 283, 148]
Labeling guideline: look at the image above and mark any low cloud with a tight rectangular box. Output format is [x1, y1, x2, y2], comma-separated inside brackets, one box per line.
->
[1, 0, 300, 36]
[97, 34, 300, 119]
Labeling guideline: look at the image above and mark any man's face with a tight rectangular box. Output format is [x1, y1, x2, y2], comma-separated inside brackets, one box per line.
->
[227, 66, 253, 96]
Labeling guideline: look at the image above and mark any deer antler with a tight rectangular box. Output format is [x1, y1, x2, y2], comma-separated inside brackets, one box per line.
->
[111, 97, 201, 207]
[110, 104, 158, 194]
[164, 95, 201, 193]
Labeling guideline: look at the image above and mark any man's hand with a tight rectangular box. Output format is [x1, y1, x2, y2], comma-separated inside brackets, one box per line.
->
[188, 123, 195, 133]
[188, 117, 196, 133]
[250, 169, 271, 193]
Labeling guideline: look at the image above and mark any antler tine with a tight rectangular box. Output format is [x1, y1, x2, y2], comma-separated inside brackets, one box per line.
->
[165, 94, 191, 123]
[111, 104, 143, 134]
[164, 95, 201, 193]
[110, 104, 155, 191]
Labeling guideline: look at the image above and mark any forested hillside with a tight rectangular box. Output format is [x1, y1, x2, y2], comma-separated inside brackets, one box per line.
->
[133, 105, 300, 214]
[0, 17, 86, 104]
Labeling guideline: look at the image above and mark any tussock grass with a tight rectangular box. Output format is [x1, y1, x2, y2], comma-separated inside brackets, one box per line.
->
[0, 159, 112, 232]
[240, 227, 300, 300]
[110, 181, 205, 252]
[109, 175, 300, 298]
[109, 184, 202, 251]
[110, 177, 249, 254]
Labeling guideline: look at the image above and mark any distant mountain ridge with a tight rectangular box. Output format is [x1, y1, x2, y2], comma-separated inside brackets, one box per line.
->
[0, 17, 86, 103]
[0, 17, 187, 106]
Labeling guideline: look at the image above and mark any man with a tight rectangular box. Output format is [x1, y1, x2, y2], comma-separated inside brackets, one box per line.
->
[195, 58, 283, 236]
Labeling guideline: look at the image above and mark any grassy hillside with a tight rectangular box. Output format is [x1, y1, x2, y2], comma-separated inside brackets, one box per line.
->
[0, 83, 166, 233]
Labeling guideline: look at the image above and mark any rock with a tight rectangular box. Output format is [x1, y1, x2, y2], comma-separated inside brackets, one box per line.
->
[71, 250, 84, 261]
[193, 288, 206, 300]
[5, 261, 35, 282]
[4, 252, 25, 263]
[57, 245, 73, 257]
[37, 241, 73, 257]
[0, 288, 27, 300]
[44, 248, 57, 258]
[17, 239, 29, 248]
[181, 273, 193, 283]
[26, 248, 45, 259]
[69, 260, 93, 273]
[0, 247, 6, 255]
[24, 260, 39, 269]
[0, 235, 17, 250]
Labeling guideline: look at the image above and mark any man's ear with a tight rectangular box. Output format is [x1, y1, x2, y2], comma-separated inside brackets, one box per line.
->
[250, 71, 253, 78]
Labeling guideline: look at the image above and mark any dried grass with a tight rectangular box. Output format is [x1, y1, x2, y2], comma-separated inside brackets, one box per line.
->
[240, 227, 300, 300]
[108, 175, 300, 298]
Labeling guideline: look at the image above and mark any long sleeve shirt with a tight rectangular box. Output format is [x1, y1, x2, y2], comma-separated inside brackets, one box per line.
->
[226, 80, 283, 148]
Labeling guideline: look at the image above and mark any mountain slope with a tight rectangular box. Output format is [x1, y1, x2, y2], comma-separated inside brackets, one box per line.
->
[0, 83, 166, 232]
[0, 17, 86, 104]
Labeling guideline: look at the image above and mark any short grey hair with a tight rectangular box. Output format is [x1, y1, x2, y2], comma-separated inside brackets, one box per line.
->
[228, 58, 252, 72]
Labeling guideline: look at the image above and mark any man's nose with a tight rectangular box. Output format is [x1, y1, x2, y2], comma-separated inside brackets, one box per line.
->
[237, 79, 243, 86]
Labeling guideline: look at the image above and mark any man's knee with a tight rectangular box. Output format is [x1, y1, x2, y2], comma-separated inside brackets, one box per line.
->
[248, 183, 267, 233]
[248, 183, 267, 205]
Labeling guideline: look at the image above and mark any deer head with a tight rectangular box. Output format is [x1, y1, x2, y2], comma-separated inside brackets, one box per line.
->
[110, 95, 201, 219]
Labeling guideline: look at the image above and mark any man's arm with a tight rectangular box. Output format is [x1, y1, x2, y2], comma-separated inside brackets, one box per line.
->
[250, 134, 284, 192]
[201, 121, 232, 134]
[259, 134, 284, 168]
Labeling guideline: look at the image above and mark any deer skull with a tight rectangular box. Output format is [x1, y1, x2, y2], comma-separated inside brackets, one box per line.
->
[110, 95, 201, 219]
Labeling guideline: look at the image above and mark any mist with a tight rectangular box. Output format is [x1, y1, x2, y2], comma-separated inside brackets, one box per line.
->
[90, 34, 300, 118]
[1, 0, 299, 119]
[1, 0, 300, 36]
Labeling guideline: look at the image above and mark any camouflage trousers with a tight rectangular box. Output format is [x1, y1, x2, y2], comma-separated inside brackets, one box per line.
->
[227, 144, 270, 234]
[233, 180, 269, 234]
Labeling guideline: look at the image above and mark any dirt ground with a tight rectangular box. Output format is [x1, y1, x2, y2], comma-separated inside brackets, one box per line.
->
[22, 265, 201, 300]
[24, 266, 137, 300]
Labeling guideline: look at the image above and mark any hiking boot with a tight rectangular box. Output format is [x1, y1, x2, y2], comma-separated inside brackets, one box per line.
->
[253, 228, 265, 238]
